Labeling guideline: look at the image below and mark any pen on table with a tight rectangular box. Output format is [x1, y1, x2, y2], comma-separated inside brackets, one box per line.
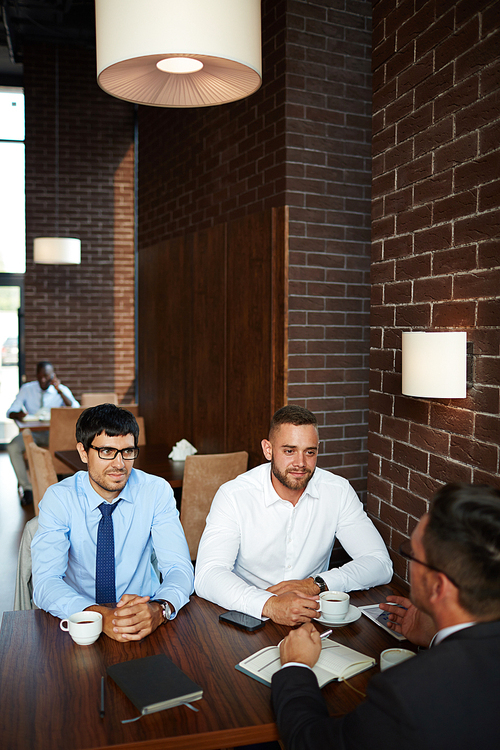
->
[385, 602, 408, 610]
[100, 676, 105, 719]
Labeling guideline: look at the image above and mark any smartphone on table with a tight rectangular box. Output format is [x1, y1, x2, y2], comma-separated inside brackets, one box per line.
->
[219, 610, 265, 632]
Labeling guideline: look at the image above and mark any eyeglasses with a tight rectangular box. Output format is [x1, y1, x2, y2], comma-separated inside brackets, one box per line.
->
[89, 445, 139, 461]
[398, 538, 460, 589]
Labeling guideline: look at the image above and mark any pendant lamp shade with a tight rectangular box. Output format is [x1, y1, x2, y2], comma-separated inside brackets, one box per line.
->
[95, 0, 262, 108]
[34, 237, 81, 265]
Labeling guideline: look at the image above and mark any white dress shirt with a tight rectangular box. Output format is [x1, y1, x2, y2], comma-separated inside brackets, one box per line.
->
[195, 463, 392, 619]
[7, 380, 79, 416]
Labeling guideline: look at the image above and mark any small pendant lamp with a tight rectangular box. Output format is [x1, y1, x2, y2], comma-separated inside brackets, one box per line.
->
[95, 0, 262, 108]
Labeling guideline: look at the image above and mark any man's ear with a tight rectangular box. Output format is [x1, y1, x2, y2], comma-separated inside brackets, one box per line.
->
[76, 442, 89, 465]
[428, 572, 455, 606]
[261, 438, 272, 461]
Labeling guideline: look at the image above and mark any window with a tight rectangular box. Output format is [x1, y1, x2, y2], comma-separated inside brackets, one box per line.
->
[0, 87, 25, 273]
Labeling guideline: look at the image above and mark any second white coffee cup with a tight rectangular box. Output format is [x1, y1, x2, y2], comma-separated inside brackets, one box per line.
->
[319, 591, 350, 621]
[380, 648, 415, 671]
[60, 611, 103, 645]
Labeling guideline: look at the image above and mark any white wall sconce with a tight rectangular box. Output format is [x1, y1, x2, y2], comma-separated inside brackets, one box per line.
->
[34, 237, 81, 265]
[402, 331, 468, 399]
[95, 0, 262, 108]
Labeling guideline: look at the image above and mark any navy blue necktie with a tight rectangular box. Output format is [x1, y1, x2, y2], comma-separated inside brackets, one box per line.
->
[95, 500, 121, 605]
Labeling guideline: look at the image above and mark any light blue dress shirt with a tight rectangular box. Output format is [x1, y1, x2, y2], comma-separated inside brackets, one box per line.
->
[32, 469, 194, 619]
[7, 380, 79, 416]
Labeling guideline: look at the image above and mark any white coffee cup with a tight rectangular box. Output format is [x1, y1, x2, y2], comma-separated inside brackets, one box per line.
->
[319, 591, 350, 622]
[380, 648, 415, 671]
[60, 611, 103, 645]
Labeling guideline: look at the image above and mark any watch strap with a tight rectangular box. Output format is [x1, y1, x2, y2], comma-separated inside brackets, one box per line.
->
[151, 599, 172, 622]
[314, 576, 328, 593]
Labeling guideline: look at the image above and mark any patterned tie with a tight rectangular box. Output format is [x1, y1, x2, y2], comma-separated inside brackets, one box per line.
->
[95, 500, 121, 605]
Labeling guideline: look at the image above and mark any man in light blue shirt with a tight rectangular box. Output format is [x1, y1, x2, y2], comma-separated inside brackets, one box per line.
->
[32, 404, 194, 642]
[7, 360, 79, 505]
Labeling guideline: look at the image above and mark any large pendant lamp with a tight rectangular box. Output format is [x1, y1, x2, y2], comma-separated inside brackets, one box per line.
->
[34, 47, 81, 265]
[95, 0, 262, 108]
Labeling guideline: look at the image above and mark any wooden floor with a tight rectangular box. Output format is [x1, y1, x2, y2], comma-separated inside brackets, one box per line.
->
[0, 450, 35, 620]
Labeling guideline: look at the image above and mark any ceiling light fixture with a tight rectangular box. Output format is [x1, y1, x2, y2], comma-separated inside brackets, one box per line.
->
[95, 0, 262, 108]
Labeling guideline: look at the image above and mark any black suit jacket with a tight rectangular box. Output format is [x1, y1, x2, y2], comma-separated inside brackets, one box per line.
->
[271, 621, 500, 750]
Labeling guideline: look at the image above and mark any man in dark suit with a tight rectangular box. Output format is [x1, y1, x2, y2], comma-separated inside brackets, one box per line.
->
[271, 483, 500, 749]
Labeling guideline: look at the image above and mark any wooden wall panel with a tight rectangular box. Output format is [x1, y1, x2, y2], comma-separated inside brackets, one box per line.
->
[188, 225, 226, 454]
[138, 208, 287, 464]
[226, 212, 274, 466]
[138, 235, 194, 448]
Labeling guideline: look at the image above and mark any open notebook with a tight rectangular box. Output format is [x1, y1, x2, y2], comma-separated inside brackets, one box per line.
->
[236, 638, 375, 688]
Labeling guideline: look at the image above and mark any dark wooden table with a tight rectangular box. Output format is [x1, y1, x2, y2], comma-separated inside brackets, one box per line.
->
[0, 585, 412, 750]
[15, 418, 51, 432]
[55, 445, 185, 488]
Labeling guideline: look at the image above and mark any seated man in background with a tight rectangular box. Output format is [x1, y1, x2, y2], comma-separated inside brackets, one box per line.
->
[195, 405, 392, 626]
[272, 483, 500, 750]
[7, 360, 79, 505]
[32, 404, 194, 641]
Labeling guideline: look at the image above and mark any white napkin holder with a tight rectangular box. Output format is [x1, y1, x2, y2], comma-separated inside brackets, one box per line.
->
[168, 439, 197, 462]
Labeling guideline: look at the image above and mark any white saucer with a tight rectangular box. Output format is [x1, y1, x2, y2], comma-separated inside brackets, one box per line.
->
[317, 604, 361, 627]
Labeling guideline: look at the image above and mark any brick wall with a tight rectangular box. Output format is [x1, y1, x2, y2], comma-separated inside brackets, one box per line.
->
[23, 44, 135, 403]
[369, 0, 500, 581]
[285, 1, 372, 497]
[138, 1, 373, 494]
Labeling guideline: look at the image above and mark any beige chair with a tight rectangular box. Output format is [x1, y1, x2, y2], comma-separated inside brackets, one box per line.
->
[28, 443, 58, 515]
[49, 405, 140, 473]
[14, 516, 39, 610]
[180, 451, 248, 560]
[80, 392, 118, 406]
[21, 427, 37, 498]
[48, 406, 88, 474]
[136, 416, 147, 446]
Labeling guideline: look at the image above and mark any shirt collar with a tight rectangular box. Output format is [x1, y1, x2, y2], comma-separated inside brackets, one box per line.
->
[262, 463, 320, 507]
[431, 621, 476, 647]
[80, 469, 134, 511]
[36, 382, 55, 395]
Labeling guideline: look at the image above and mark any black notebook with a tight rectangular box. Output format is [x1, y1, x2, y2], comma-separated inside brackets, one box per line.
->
[107, 654, 203, 716]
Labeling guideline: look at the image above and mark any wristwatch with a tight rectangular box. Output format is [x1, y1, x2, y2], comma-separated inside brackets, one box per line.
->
[152, 599, 172, 622]
[314, 576, 328, 593]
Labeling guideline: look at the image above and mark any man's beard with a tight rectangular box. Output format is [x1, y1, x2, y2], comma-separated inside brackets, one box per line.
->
[271, 459, 314, 491]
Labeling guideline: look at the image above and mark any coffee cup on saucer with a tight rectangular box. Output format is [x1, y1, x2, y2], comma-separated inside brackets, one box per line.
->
[319, 591, 350, 622]
[60, 611, 102, 645]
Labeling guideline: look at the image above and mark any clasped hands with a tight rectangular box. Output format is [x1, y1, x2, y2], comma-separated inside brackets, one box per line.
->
[263, 577, 321, 626]
[86, 594, 164, 642]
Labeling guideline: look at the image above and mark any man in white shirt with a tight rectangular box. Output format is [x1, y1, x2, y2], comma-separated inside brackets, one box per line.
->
[195, 405, 392, 626]
[272, 483, 500, 750]
[7, 360, 79, 505]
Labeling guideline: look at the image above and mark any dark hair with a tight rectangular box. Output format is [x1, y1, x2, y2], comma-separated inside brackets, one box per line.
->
[36, 360, 53, 372]
[424, 483, 500, 618]
[269, 405, 318, 438]
[76, 403, 139, 451]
